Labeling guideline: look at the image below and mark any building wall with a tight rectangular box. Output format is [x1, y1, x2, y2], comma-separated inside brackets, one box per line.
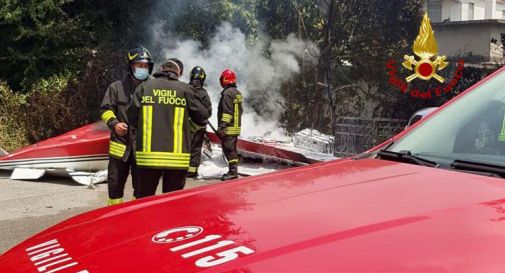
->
[429, 0, 505, 21]
[433, 21, 505, 62]
[498, 3, 505, 18]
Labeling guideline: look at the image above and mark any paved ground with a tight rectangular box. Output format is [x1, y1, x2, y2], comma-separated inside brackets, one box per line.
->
[0, 171, 213, 253]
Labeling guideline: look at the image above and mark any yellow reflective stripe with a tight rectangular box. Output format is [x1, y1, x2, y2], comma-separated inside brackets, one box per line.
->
[173, 107, 185, 153]
[234, 102, 239, 128]
[136, 160, 190, 168]
[108, 198, 123, 206]
[110, 151, 124, 158]
[228, 159, 239, 164]
[188, 166, 197, 173]
[110, 141, 126, 150]
[142, 106, 153, 152]
[101, 110, 116, 123]
[221, 113, 232, 123]
[224, 127, 241, 135]
[137, 159, 189, 164]
[178, 107, 185, 153]
[109, 141, 126, 157]
[109, 146, 124, 154]
[136, 151, 190, 168]
[136, 151, 190, 158]
[109, 146, 124, 152]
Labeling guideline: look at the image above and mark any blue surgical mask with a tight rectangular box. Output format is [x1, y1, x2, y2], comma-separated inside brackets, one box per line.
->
[133, 68, 149, 81]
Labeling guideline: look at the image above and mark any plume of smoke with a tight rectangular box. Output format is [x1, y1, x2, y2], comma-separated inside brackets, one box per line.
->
[152, 22, 316, 138]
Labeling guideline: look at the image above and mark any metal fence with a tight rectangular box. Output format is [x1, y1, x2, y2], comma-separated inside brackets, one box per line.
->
[334, 117, 407, 158]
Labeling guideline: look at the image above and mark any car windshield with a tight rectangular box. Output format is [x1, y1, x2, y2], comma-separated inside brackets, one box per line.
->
[387, 70, 505, 167]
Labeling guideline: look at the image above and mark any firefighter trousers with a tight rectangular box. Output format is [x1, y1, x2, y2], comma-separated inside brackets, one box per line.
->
[136, 168, 187, 198]
[108, 152, 138, 199]
[189, 129, 206, 174]
[222, 135, 238, 173]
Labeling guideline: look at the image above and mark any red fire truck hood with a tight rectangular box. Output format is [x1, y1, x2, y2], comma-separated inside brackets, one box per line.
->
[1, 158, 505, 273]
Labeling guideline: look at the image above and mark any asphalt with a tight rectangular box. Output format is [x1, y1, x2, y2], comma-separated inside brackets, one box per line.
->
[0, 171, 214, 254]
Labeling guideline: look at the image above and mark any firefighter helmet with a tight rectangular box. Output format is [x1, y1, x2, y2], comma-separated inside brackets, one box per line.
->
[220, 69, 236, 88]
[190, 66, 206, 85]
[168, 58, 184, 76]
[127, 46, 154, 75]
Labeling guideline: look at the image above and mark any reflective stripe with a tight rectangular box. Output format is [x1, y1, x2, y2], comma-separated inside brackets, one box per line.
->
[101, 110, 116, 123]
[136, 151, 190, 168]
[228, 159, 239, 164]
[142, 106, 153, 152]
[188, 166, 197, 173]
[499, 114, 505, 141]
[221, 113, 232, 123]
[136, 151, 190, 158]
[224, 127, 241, 136]
[108, 198, 123, 206]
[173, 107, 185, 154]
[136, 161, 190, 168]
[109, 141, 126, 158]
[234, 102, 239, 128]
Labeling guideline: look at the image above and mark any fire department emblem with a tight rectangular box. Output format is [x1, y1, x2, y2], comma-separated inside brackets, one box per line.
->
[402, 13, 448, 83]
[152, 226, 203, 244]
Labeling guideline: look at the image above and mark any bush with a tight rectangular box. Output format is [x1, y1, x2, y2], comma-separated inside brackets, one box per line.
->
[0, 82, 29, 152]
[16, 50, 122, 144]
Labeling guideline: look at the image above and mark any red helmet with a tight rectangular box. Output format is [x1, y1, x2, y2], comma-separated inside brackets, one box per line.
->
[220, 69, 237, 87]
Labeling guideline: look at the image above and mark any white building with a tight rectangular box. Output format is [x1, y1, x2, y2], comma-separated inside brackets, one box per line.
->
[424, 0, 505, 65]
[424, 0, 505, 22]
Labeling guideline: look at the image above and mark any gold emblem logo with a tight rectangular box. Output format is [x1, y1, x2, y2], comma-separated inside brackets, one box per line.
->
[128, 52, 139, 61]
[402, 13, 448, 83]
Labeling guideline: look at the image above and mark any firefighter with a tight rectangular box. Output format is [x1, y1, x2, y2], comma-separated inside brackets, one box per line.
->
[188, 66, 212, 178]
[100, 45, 154, 205]
[217, 69, 243, 181]
[128, 58, 209, 198]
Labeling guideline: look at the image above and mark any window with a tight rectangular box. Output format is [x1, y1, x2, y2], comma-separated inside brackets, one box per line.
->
[427, 0, 442, 22]
[389, 72, 505, 167]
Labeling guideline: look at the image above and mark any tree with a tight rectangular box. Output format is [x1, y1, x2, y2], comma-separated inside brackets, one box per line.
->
[0, 0, 96, 90]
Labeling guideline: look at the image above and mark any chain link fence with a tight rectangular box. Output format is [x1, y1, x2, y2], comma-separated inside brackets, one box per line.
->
[334, 117, 407, 158]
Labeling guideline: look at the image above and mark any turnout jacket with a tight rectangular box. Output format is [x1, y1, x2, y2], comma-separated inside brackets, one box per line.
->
[189, 80, 212, 131]
[129, 71, 209, 170]
[100, 77, 139, 161]
[218, 86, 243, 136]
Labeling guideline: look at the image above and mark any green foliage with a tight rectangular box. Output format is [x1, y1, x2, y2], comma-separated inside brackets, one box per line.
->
[0, 81, 28, 151]
[0, 0, 95, 91]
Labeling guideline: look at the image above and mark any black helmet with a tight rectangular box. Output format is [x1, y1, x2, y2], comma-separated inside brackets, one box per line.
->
[127, 46, 154, 74]
[169, 58, 184, 76]
[190, 66, 206, 86]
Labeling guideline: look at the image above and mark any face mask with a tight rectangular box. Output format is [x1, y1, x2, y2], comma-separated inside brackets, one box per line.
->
[133, 68, 149, 81]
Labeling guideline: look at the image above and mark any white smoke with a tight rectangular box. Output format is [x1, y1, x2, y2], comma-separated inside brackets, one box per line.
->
[153, 22, 316, 138]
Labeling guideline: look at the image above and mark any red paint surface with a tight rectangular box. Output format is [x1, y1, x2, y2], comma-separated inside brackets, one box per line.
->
[2, 66, 505, 272]
[0, 123, 316, 164]
[207, 133, 318, 164]
[0, 122, 110, 161]
[1, 158, 504, 272]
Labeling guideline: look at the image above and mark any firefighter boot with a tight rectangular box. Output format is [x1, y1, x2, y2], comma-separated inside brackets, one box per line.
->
[187, 166, 198, 178]
[108, 198, 123, 206]
[221, 163, 239, 181]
